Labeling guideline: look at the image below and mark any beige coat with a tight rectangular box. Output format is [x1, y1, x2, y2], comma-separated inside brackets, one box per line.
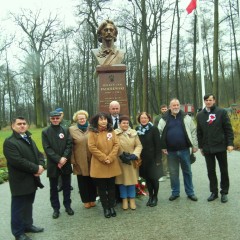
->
[88, 130, 121, 178]
[115, 128, 143, 185]
[69, 125, 91, 176]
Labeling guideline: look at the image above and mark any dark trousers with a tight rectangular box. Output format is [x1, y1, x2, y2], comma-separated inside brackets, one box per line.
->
[146, 178, 159, 197]
[204, 151, 229, 194]
[77, 175, 97, 203]
[94, 177, 115, 209]
[11, 192, 36, 237]
[49, 174, 71, 210]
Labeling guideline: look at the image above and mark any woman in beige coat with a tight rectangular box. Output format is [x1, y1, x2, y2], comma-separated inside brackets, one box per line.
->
[115, 116, 142, 210]
[69, 110, 97, 209]
[88, 112, 121, 218]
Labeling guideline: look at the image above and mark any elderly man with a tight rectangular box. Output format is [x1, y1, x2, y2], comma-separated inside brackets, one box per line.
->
[42, 111, 74, 219]
[196, 94, 234, 203]
[3, 117, 45, 240]
[92, 20, 125, 65]
[158, 98, 198, 201]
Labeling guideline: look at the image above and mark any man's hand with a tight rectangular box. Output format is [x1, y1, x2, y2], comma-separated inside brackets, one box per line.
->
[58, 157, 67, 169]
[192, 148, 198, 153]
[227, 146, 234, 152]
[34, 165, 44, 176]
[162, 149, 168, 155]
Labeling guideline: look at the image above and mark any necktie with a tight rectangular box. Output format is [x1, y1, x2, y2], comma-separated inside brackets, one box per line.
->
[23, 134, 30, 144]
[114, 117, 118, 129]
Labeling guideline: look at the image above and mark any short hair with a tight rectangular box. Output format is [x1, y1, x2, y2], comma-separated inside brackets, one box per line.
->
[204, 93, 215, 101]
[89, 112, 113, 131]
[160, 104, 167, 109]
[11, 116, 27, 125]
[119, 115, 130, 123]
[109, 100, 120, 108]
[72, 110, 89, 122]
[137, 112, 152, 123]
[97, 20, 118, 43]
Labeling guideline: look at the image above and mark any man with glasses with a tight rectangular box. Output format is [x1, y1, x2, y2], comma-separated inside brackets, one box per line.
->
[42, 111, 74, 219]
[3, 117, 45, 240]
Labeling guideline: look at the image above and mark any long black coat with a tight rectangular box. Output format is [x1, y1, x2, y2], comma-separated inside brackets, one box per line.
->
[136, 125, 163, 180]
[3, 131, 45, 196]
[42, 124, 72, 178]
[196, 106, 234, 154]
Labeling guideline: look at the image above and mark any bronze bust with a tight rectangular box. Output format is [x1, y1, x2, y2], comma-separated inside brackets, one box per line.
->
[92, 20, 125, 65]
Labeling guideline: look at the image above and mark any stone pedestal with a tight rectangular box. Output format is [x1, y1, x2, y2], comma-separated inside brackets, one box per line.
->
[96, 64, 129, 115]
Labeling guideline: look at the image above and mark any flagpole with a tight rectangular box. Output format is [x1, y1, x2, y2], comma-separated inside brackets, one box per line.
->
[196, 0, 206, 108]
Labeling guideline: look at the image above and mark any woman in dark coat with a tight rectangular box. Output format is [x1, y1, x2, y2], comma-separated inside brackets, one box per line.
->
[136, 112, 162, 207]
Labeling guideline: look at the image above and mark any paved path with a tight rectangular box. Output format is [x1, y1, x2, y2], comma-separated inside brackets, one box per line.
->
[1, 151, 240, 240]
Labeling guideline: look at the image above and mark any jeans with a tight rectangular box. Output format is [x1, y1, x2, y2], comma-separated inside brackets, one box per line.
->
[167, 148, 195, 197]
[119, 184, 136, 198]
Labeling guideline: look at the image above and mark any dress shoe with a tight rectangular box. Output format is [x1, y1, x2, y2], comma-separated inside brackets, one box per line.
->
[65, 207, 74, 215]
[221, 194, 228, 203]
[15, 233, 32, 240]
[207, 193, 218, 202]
[188, 195, 198, 201]
[25, 225, 44, 233]
[146, 197, 152, 206]
[103, 208, 111, 218]
[110, 207, 117, 217]
[52, 209, 60, 219]
[169, 195, 180, 201]
[84, 203, 91, 209]
[149, 196, 158, 207]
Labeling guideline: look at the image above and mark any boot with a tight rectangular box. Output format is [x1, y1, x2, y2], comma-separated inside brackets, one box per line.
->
[129, 198, 136, 210]
[122, 198, 128, 210]
[103, 208, 111, 218]
[146, 196, 152, 206]
[149, 196, 158, 207]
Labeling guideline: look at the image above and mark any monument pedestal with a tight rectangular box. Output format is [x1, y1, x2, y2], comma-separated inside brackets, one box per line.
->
[96, 64, 129, 115]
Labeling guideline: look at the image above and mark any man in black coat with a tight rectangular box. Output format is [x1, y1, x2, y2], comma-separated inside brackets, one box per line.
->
[3, 117, 45, 240]
[196, 94, 234, 203]
[42, 111, 73, 219]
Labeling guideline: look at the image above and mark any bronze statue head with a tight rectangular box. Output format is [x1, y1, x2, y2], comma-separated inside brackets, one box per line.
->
[97, 20, 118, 43]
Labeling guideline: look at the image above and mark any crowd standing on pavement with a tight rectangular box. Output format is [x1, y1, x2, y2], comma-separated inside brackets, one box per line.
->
[3, 96, 234, 240]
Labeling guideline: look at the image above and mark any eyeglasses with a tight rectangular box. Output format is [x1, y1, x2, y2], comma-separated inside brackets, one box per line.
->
[51, 117, 60, 120]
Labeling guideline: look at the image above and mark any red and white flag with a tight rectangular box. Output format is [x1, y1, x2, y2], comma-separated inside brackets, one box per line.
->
[186, 0, 197, 14]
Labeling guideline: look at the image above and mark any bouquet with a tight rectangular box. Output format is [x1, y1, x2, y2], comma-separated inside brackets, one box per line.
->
[135, 177, 148, 197]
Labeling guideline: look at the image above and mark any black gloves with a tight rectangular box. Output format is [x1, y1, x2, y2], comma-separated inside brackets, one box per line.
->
[119, 152, 138, 165]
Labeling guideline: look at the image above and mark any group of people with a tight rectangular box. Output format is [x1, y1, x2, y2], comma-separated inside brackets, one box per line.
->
[3, 94, 234, 240]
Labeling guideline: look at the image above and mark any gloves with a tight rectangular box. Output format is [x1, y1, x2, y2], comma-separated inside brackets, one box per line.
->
[119, 152, 132, 165]
[119, 152, 138, 164]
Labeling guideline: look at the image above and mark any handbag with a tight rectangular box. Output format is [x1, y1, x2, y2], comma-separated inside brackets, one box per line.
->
[190, 153, 196, 164]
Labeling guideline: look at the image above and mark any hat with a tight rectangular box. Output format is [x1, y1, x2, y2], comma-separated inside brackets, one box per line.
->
[50, 111, 61, 117]
[55, 108, 63, 113]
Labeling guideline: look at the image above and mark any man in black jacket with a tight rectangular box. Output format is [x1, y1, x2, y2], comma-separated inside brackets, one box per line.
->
[197, 94, 234, 203]
[3, 117, 45, 240]
[42, 111, 73, 219]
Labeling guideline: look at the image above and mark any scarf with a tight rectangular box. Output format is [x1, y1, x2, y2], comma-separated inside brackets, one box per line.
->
[77, 122, 88, 132]
[137, 122, 153, 135]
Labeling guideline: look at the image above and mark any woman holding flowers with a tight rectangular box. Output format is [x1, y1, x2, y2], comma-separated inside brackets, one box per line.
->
[69, 110, 97, 209]
[115, 115, 142, 210]
[136, 112, 162, 207]
[88, 112, 121, 218]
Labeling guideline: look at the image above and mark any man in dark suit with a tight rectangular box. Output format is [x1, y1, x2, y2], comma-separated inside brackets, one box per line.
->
[42, 111, 74, 219]
[3, 117, 45, 240]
